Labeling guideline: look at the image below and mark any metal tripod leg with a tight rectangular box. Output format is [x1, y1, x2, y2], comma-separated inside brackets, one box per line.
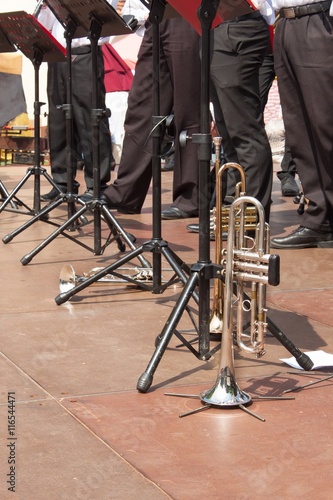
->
[18, 198, 148, 266]
[3, 194, 69, 245]
[0, 166, 60, 215]
[266, 317, 314, 370]
[54, 234, 197, 304]
[0, 180, 26, 212]
[137, 271, 209, 393]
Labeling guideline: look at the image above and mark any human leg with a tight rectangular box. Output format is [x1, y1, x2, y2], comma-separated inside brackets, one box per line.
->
[271, 13, 333, 248]
[210, 16, 273, 222]
[162, 18, 201, 215]
[102, 24, 164, 213]
[72, 50, 112, 193]
[274, 14, 333, 232]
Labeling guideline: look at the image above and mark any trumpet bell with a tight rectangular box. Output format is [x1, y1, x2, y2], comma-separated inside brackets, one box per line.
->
[59, 264, 77, 293]
[200, 367, 251, 407]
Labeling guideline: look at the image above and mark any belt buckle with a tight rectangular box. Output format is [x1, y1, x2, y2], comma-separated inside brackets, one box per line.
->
[283, 7, 296, 18]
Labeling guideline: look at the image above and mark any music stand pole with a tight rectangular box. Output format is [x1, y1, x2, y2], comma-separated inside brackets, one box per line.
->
[88, 17, 109, 253]
[62, 19, 81, 225]
[136, 0, 218, 393]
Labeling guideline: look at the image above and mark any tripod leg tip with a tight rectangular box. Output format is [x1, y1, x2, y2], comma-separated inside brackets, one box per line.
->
[54, 293, 68, 306]
[21, 254, 33, 266]
[137, 372, 153, 393]
[2, 234, 13, 244]
[296, 353, 314, 371]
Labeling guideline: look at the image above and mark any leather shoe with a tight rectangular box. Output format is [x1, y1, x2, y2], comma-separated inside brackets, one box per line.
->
[100, 193, 140, 214]
[271, 226, 333, 249]
[187, 222, 228, 241]
[41, 185, 80, 201]
[187, 222, 214, 232]
[281, 175, 299, 197]
[79, 188, 94, 203]
[161, 155, 174, 171]
[161, 206, 198, 220]
[40, 186, 64, 201]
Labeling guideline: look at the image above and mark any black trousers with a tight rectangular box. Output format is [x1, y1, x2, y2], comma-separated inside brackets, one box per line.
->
[259, 53, 297, 181]
[274, 12, 333, 232]
[47, 49, 112, 190]
[103, 18, 202, 214]
[210, 14, 273, 222]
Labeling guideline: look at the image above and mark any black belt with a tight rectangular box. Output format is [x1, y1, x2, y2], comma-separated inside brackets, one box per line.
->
[72, 46, 91, 55]
[279, 0, 331, 18]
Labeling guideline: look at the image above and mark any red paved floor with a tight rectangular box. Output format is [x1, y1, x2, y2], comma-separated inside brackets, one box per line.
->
[1, 158, 333, 499]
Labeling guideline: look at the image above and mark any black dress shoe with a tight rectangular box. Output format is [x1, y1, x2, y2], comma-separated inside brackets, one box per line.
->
[187, 222, 215, 241]
[100, 193, 140, 214]
[271, 226, 333, 249]
[161, 155, 174, 171]
[187, 222, 214, 232]
[79, 189, 94, 203]
[161, 206, 198, 220]
[281, 175, 299, 197]
[187, 222, 228, 241]
[40, 186, 64, 201]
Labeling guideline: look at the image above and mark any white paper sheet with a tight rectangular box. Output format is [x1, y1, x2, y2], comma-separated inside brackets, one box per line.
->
[280, 350, 333, 370]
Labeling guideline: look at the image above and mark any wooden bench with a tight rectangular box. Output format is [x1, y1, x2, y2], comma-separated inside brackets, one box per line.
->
[0, 126, 48, 165]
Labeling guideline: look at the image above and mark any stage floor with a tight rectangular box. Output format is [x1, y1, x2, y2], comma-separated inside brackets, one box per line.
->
[1, 159, 333, 500]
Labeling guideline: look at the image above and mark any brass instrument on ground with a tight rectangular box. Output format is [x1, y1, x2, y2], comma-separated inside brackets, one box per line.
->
[210, 147, 257, 333]
[202, 196, 280, 407]
[59, 264, 153, 293]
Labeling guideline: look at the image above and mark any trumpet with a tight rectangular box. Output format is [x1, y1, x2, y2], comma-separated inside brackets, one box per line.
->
[201, 195, 280, 407]
[210, 154, 257, 333]
[59, 263, 153, 294]
[210, 137, 224, 333]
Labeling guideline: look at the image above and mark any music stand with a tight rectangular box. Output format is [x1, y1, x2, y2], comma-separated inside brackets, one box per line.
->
[2, 2, 150, 270]
[135, 0, 313, 393]
[40, 0, 88, 229]
[0, 11, 66, 217]
[54, 0, 198, 304]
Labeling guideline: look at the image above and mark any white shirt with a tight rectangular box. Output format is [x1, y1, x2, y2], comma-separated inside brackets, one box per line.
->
[272, 0, 332, 10]
[122, 0, 149, 37]
[251, 0, 276, 24]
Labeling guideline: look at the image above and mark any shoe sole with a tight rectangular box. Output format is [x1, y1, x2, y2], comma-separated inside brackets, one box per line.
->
[282, 191, 299, 197]
[161, 215, 194, 220]
[317, 241, 333, 248]
[271, 240, 333, 249]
